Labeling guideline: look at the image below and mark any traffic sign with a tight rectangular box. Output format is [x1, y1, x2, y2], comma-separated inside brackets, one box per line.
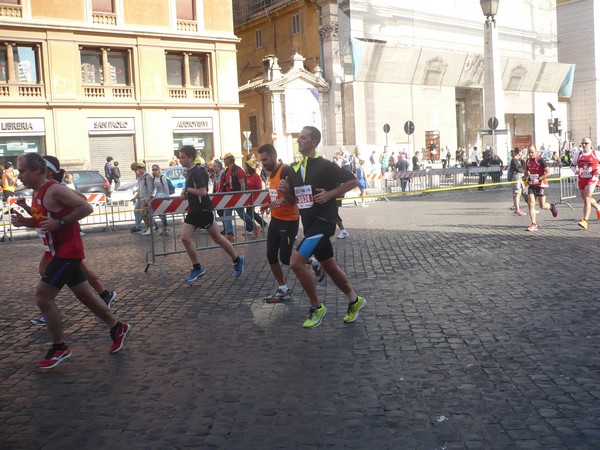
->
[271, 131, 278, 141]
[243, 131, 251, 140]
[480, 129, 508, 135]
[404, 121, 415, 135]
[243, 140, 252, 151]
[487, 117, 499, 130]
[383, 124, 390, 134]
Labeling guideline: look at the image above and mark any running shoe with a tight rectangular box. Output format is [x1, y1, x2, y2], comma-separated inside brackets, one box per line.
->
[104, 290, 118, 308]
[185, 267, 207, 282]
[252, 226, 261, 239]
[129, 227, 141, 233]
[514, 210, 526, 216]
[302, 304, 327, 328]
[597, 209, 600, 220]
[343, 296, 367, 323]
[226, 234, 235, 243]
[311, 261, 326, 282]
[30, 314, 46, 326]
[109, 323, 131, 354]
[36, 346, 72, 369]
[578, 218, 588, 229]
[527, 223, 538, 232]
[337, 230, 350, 239]
[234, 255, 246, 277]
[550, 203, 558, 217]
[265, 288, 292, 304]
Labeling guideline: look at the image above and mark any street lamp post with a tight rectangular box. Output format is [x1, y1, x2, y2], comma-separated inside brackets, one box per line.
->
[480, 0, 508, 163]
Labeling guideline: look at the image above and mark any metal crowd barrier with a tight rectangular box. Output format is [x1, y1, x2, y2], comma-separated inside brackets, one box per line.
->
[144, 190, 269, 277]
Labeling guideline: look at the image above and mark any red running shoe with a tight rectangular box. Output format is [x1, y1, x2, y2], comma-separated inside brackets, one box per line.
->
[550, 203, 558, 217]
[36, 346, 72, 369]
[109, 323, 132, 354]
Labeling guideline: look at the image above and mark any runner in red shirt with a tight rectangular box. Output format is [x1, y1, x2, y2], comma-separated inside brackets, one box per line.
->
[523, 144, 558, 232]
[571, 138, 600, 229]
[11, 153, 131, 369]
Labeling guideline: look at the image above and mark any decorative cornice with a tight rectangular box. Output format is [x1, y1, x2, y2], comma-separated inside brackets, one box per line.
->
[319, 21, 338, 40]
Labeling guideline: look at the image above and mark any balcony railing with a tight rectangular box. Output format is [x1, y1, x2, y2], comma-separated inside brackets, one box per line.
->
[83, 85, 134, 99]
[168, 87, 212, 100]
[0, 83, 45, 99]
[92, 12, 117, 25]
[177, 20, 198, 32]
[0, 4, 22, 18]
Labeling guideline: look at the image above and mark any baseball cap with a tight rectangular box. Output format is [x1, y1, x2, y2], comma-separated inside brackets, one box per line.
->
[136, 162, 145, 168]
[245, 160, 256, 169]
[194, 155, 205, 165]
[223, 152, 234, 160]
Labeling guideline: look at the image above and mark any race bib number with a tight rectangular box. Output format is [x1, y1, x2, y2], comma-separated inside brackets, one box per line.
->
[581, 168, 592, 178]
[294, 185, 314, 209]
[269, 188, 278, 202]
[36, 228, 50, 252]
[529, 174, 540, 185]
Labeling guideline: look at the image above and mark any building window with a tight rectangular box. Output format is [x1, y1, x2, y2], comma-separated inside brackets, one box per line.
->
[0, 43, 41, 83]
[292, 14, 301, 35]
[176, 0, 194, 20]
[92, 0, 113, 13]
[166, 52, 208, 87]
[80, 48, 130, 85]
[249, 116, 258, 148]
[507, 64, 527, 91]
[255, 29, 263, 49]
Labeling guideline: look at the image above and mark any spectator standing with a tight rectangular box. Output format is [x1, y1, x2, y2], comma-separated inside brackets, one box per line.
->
[412, 151, 422, 171]
[2, 161, 16, 200]
[509, 147, 527, 216]
[104, 157, 113, 190]
[388, 152, 396, 172]
[470, 146, 480, 166]
[355, 160, 368, 207]
[379, 146, 389, 175]
[111, 161, 121, 191]
[340, 147, 352, 172]
[369, 150, 377, 174]
[244, 159, 268, 238]
[211, 159, 227, 234]
[223, 153, 254, 241]
[150, 164, 170, 235]
[429, 141, 437, 164]
[132, 163, 155, 235]
[445, 147, 452, 168]
[491, 153, 503, 184]
[129, 162, 143, 233]
[396, 153, 410, 192]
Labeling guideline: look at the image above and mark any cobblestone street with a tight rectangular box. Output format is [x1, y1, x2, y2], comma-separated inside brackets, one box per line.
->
[1, 188, 600, 449]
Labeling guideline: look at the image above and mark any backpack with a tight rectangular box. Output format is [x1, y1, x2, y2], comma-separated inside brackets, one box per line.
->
[163, 176, 175, 195]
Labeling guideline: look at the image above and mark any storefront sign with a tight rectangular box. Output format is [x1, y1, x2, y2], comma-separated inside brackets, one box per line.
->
[172, 117, 213, 133]
[88, 117, 135, 135]
[0, 118, 45, 136]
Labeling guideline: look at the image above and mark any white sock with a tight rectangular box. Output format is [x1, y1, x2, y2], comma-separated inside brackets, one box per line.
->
[279, 285, 288, 293]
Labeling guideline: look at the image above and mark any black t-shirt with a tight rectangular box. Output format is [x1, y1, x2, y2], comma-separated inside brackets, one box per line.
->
[289, 156, 356, 228]
[186, 165, 213, 212]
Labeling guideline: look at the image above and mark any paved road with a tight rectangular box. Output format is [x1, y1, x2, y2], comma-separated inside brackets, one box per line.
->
[1, 187, 600, 449]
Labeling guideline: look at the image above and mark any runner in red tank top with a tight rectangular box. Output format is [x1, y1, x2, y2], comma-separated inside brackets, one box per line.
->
[11, 153, 131, 369]
[571, 137, 600, 229]
[523, 144, 558, 232]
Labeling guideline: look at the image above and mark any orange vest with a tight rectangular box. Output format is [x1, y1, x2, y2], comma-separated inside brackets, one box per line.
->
[269, 164, 298, 222]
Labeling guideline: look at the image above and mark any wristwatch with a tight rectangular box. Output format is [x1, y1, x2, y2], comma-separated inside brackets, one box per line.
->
[58, 218, 66, 227]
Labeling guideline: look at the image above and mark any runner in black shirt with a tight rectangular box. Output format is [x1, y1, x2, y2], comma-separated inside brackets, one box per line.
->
[279, 126, 366, 328]
[178, 145, 246, 281]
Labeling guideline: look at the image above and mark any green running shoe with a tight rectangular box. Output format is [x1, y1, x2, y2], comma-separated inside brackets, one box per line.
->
[343, 296, 366, 323]
[303, 304, 327, 328]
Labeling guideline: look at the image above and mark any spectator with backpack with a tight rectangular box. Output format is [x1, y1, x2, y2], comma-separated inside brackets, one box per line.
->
[150, 165, 171, 235]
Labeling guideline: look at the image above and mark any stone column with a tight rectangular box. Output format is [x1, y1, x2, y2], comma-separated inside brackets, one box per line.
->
[318, 0, 344, 148]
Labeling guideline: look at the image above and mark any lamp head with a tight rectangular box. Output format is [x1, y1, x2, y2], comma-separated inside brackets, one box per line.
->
[480, 0, 499, 18]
